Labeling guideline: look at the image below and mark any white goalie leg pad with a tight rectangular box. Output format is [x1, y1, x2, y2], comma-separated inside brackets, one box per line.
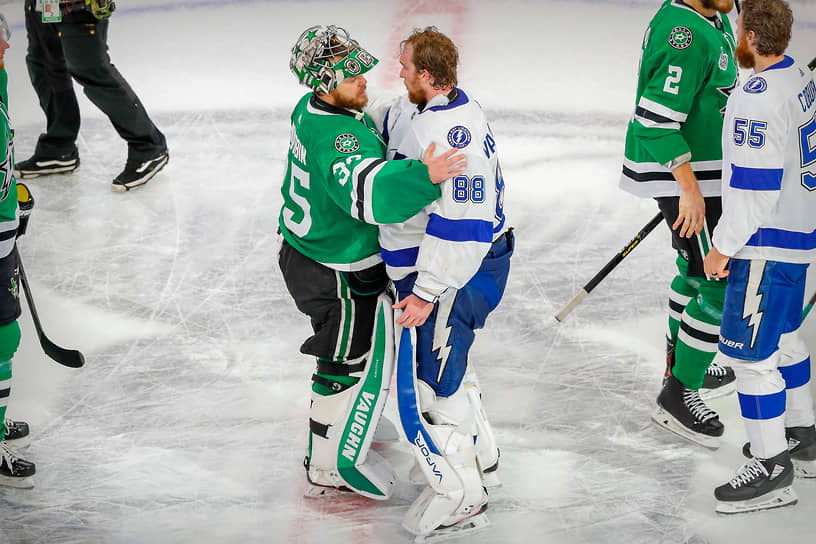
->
[462, 367, 501, 487]
[306, 294, 397, 500]
[395, 323, 488, 536]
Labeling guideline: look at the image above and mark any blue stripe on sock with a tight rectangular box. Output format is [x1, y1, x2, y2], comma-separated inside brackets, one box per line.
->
[780, 357, 811, 390]
[738, 389, 786, 420]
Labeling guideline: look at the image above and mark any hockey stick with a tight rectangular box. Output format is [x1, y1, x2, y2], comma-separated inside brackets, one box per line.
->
[554, 212, 664, 322]
[15, 247, 85, 368]
[803, 291, 816, 321]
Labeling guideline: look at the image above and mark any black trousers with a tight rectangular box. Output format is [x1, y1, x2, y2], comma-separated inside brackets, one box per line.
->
[278, 239, 388, 362]
[24, 1, 166, 161]
[655, 196, 723, 278]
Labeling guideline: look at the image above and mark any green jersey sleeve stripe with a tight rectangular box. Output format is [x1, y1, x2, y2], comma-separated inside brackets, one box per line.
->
[638, 97, 688, 122]
[351, 158, 387, 223]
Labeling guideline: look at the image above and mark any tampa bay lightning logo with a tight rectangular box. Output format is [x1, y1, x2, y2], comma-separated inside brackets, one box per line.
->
[744, 77, 768, 94]
[447, 125, 471, 149]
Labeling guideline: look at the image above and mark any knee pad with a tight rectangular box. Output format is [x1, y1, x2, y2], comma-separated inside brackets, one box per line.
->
[305, 294, 396, 500]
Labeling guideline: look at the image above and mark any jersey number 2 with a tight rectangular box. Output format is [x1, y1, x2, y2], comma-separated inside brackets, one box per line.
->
[663, 66, 682, 95]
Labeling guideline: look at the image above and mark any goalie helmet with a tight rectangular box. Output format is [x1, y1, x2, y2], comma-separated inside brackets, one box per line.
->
[290, 25, 378, 95]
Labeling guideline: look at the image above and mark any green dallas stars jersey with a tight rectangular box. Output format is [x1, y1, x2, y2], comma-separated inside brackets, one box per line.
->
[620, 0, 738, 197]
[279, 93, 441, 271]
[0, 68, 18, 263]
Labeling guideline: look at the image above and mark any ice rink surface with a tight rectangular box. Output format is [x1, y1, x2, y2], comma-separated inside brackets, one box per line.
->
[1, 0, 815, 542]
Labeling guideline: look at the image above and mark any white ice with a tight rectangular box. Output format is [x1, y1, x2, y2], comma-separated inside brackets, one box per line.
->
[1, 0, 816, 542]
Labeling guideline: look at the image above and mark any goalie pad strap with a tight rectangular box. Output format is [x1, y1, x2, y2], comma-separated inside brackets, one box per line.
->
[310, 374, 354, 393]
[309, 418, 330, 439]
[315, 359, 366, 376]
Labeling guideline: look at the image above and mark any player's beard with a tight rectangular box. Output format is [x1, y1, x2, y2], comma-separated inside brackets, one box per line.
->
[701, 0, 734, 13]
[332, 88, 368, 110]
[735, 32, 755, 69]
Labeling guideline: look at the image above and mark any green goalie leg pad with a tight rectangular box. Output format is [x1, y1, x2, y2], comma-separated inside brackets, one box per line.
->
[306, 295, 396, 500]
[673, 279, 725, 390]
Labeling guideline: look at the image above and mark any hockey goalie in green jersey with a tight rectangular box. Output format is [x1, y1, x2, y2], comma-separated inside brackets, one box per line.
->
[277, 25, 465, 502]
[619, 0, 739, 449]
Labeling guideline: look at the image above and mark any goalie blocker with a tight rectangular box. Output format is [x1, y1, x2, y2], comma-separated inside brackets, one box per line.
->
[304, 294, 397, 500]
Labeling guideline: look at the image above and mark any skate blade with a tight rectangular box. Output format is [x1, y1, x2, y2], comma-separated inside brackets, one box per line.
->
[303, 483, 354, 499]
[481, 471, 502, 489]
[793, 459, 816, 479]
[413, 512, 490, 543]
[4, 436, 31, 450]
[0, 475, 34, 489]
[715, 486, 797, 514]
[699, 382, 736, 401]
[651, 407, 721, 450]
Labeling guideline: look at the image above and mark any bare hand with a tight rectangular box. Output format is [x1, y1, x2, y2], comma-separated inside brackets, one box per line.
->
[393, 294, 434, 327]
[703, 246, 730, 278]
[422, 142, 466, 184]
[673, 185, 705, 238]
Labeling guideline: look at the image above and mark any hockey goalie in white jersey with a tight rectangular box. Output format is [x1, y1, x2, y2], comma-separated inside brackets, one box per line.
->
[703, 0, 816, 514]
[377, 28, 514, 538]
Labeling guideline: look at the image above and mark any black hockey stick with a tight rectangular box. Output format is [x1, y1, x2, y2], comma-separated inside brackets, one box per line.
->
[802, 291, 816, 321]
[555, 212, 664, 321]
[15, 247, 85, 368]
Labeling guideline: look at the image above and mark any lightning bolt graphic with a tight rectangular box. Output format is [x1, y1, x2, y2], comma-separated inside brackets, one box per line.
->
[433, 295, 455, 383]
[743, 263, 765, 349]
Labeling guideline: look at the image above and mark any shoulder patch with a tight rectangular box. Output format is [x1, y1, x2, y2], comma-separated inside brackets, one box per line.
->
[743, 76, 767, 94]
[668, 26, 693, 50]
[335, 133, 360, 154]
[447, 125, 472, 149]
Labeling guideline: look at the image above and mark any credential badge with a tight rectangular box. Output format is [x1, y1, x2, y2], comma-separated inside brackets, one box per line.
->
[447, 125, 471, 149]
[668, 26, 693, 50]
[335, 133, 360, 154]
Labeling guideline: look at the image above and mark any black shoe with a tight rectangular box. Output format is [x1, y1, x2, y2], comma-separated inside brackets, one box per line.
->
[111, 149, 169, 192]
[743, 425, 816, 478]
[700, 362, 736, 400]
[14, 150, 79, 179]
[3, 419, 30, 449]
[715, 450, 797, 513]
[0, 440, 35, 488]
[652, 374, 724, 448]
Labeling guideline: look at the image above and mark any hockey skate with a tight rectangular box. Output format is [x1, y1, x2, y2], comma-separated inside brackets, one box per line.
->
[699, 361, 736, 400]
[652, 374, 724, 448]
[0, 440, 35, 489]
[3, 418, 30, 449]
[715, 451, 797, 514]
[743, 425, 816, 479]
[403, 485, 489, 543]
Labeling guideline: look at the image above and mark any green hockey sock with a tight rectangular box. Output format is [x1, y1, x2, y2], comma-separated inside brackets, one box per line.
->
[673, 279, 725, 389]
[0, 358, 11, 442]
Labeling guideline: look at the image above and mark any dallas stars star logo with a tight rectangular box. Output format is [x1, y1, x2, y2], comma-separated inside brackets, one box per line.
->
[717, 75, 738, 115]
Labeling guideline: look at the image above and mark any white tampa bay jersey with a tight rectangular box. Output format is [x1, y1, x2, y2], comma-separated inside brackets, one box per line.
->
[380, 90, 508, 300]
[713, 56, 816, 263]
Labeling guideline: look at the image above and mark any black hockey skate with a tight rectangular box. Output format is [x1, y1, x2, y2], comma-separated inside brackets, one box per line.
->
[699, 361, 736, 400]
[3, 418, 30, 449]
[0, 440, 35, 489]
[652, 374, 724, 448]
[715, 450, 797, 514]
[742, 425, 816, 478]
